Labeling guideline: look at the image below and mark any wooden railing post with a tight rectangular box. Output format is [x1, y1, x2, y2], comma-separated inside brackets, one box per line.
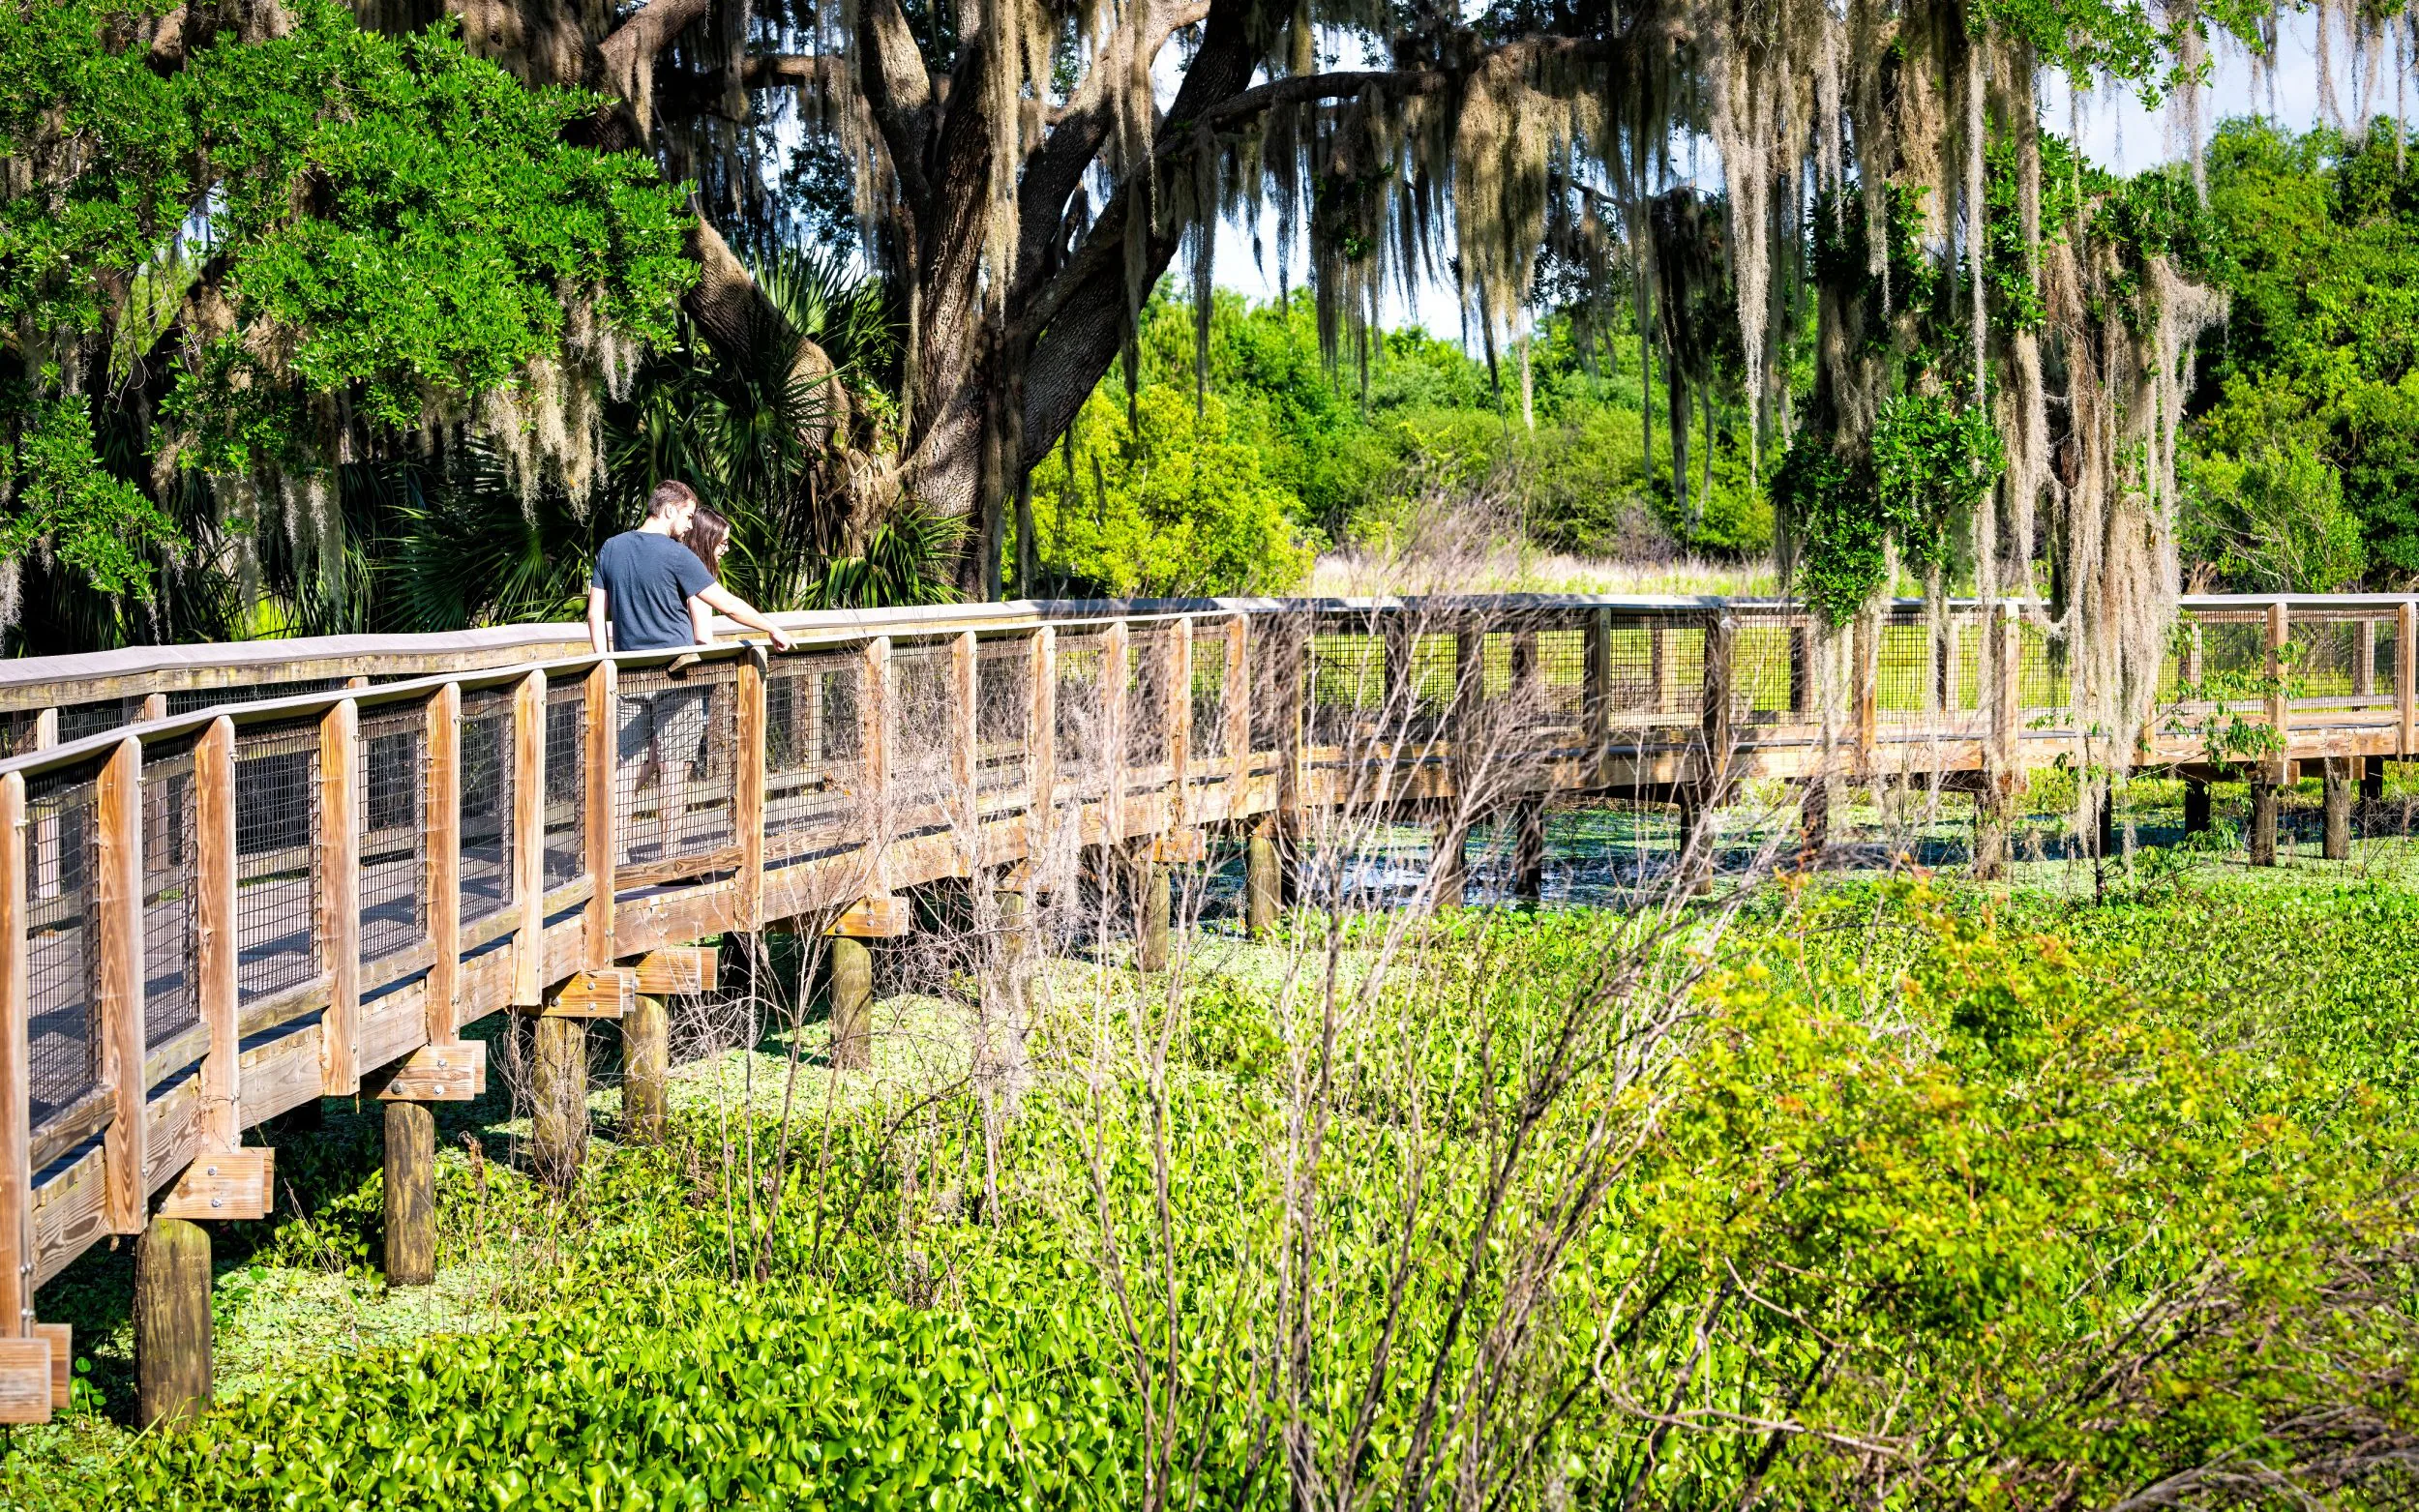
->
[1167, 617, 1193, 827]
[1935, 616, 1958, 713]
[2357, 618, 2377, 698]
[1103, 621, 1130, 842]
[319, 699, 361, 1093]
[1993, 604, 2021, 771]
[1029, 628, 1056, 860]
[425, 687, 461, 1047]
[1587, 608, 1613, 784]
[2182, 618, 2204, 687]
[1224, 616, 1250, 806]
[1853, 613, 1879, 765]
[509, 672, 545, 1008]
[1278, 617, 1306, 826]
[1788, 624, 1811, 716]
[861, 637, 891, 887]
[583, 661, 615, 969]
[1651, 622, 1675, 717]
[1453, 625, 1483, 770]
[2400, 601, 2417, 757]
[1703, 613, 1736, 789]
[735, 648, 766, 929]
[97, 737, 147, 1231]
[0, 772, 30, 1338]
[951, 632, 979, 873]
[194, 719, 238, 1146]
[2266, 601, 2290, 761]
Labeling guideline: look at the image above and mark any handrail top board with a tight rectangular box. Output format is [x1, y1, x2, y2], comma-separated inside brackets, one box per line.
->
[5, 590, 2410, 711]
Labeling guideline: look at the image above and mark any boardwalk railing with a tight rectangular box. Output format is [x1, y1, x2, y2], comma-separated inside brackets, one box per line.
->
[0, 591, 2408, 1420]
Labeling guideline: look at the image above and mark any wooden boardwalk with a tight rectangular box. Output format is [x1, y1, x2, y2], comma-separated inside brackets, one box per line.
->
[0, 590, 2406, 1421]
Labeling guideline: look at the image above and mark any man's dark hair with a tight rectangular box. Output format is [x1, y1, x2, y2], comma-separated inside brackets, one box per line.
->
[646, 479, 701, 519]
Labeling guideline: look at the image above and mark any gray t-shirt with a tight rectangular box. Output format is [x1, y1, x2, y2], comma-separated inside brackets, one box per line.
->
[592, 529, 714, 651]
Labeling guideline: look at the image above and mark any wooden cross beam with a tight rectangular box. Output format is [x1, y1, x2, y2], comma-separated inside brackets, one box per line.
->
[158, 1148, 276, 1221]
[374, 1040, 489, 1103]
[629, 946, 718, 996]
[541, 968, 637, 1020]
[828, 896, 909, 937]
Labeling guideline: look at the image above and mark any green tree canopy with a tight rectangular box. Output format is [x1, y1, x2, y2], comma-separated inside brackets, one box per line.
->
[1, 0, 692, 644]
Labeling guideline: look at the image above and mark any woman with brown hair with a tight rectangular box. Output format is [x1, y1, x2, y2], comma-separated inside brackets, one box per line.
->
[677, 504, 775, 644]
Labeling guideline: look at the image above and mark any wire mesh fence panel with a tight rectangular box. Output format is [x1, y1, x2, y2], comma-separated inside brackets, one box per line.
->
[2375, 617, 2401, 697]
[164, 678, 345, 717]
[57, 698, 141, 744]
[26, 764, 100, 1127]
[1056, 631, 1112, 798]
[764, 654, 862, 859]
[615, 665, 738, 873]
[459, 688, 514, 926]
[357, 707, 428, 964]
[1306, 631, 1384, 746]
[2290, 617, 2365, 698]
[1598, 620, 1705, 723]
[0, 712, 45, 756]
[976, 637, 1030, 796]
[2191, 615, 2268, 682]
[1187, 626, 1229, 759]
[890, 643, 955, 831]
[1410, 633, 1457, 726]
[544, 687, 585, 890]
[234, 724, 319, 1004]
[1529, 627, 1590, 728]
[2016, 620, 2073, 714]
[1874, 621, 1930, 719]
[1247, 621, 1298, 760]
[1126, 625, 1174, 772]
[142, 748, 200, 1051]
[1731, 621, 1804, 717]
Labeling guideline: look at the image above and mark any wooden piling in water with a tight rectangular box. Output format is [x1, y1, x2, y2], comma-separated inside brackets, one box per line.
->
[1515, 801, 1546, 901]
[1136, 855, 1170, 972]
[134, 1215, 211, 1429]
[829, 937, 872, 1072]
[1245, 825, 1280, 937]
[2324, 757, 2352, 860]
[530, 1016, 588, 1188]
[2250, 772, 2280, 866]
[2184, 778, 2211, 836]
[383, 1100, 435, 1287]
[1432, 817, 1467, 908]
[622, 994, 669, 1143]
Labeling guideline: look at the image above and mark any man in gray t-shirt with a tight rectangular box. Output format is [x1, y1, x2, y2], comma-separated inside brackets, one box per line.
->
[588, 481, 794, 861]
[586, 480, 794, 654]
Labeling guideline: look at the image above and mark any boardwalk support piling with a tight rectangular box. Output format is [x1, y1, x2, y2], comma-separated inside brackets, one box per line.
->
[1973, 779, 2011, 880]
[134, 1215, 211, 1429]
[531, 1016, 588, 1188]
[2324, 757, 2352, 860]
[830, 937, 873, 1072]
[1432, 816, 1467, 908]
[2250, 771, 2281, 867]
[1136, 852, 1171, 972]
[623, 994, 669, 1143]
[2184, 778, 2211, 836]
[1514, 801, 1546, 901]
[383, 1100, 435, 1287]
[1800, 776, 1832, 868]
[2362, 756, 2386, 804]
[1245, 823, 1280, 937]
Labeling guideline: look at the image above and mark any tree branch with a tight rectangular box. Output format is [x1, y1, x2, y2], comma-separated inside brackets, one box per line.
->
[1012, 0, 1211, 299]
[857, 0, 936, 203]
[596, 0, 715, 134]
[652, 54, 847, 122]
